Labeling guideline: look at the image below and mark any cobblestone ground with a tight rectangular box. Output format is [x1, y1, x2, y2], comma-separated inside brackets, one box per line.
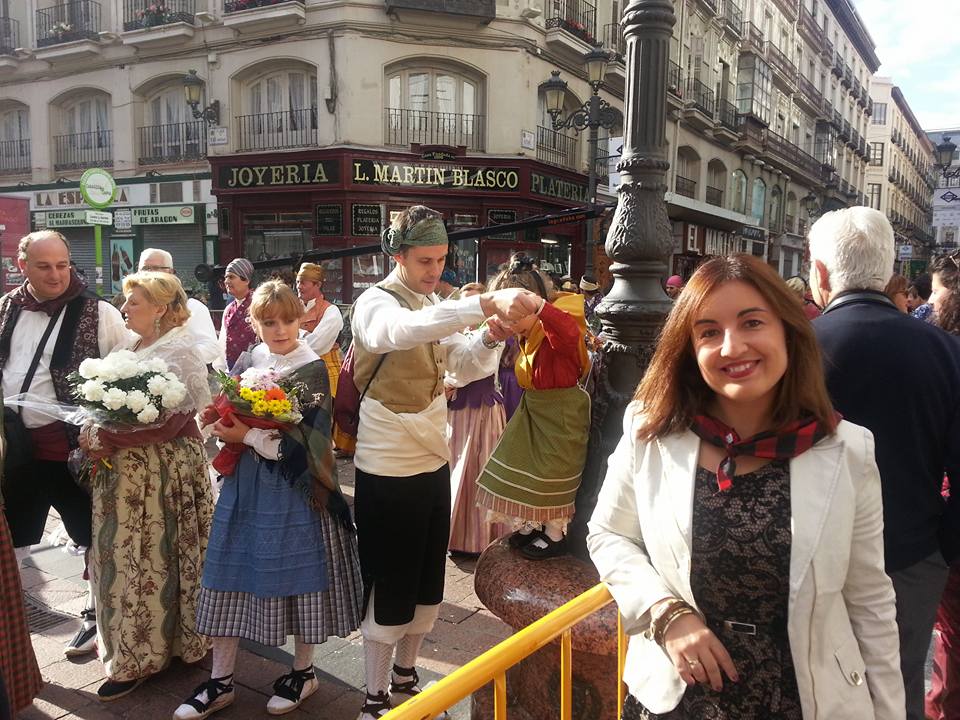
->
[17, 456, 511, 720]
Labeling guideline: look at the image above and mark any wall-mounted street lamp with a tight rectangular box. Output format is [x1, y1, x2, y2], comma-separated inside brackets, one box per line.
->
[183, 69, 220, 126]
[935, 136, 960, 181]
[802, 191, 823, 219]
[541, 48, 623, 275]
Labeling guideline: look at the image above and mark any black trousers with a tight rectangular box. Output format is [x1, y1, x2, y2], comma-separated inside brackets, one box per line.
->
[3, 460, 92, 548]
[354, 465, 450, 626]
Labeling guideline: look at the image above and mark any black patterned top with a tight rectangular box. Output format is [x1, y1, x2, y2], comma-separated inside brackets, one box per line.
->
[625, 460, 803, 720]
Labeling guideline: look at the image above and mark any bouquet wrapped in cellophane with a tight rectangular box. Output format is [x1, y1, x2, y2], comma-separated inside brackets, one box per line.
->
[205, 366, 308, 475]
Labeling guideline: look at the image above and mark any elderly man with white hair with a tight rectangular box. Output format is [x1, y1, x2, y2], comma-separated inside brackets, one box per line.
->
[138, 248, 221, 365]
[809, 206, 960, 720]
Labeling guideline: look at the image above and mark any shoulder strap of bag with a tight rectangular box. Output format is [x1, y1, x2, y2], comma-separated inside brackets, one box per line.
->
[357, 286, 414, 402]
[16, 308, 64, 415]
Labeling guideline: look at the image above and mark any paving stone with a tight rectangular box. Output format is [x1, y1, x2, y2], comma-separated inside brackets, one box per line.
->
[26, 680, 95, 720]
[437, 601, 477, 625]
[31, 633, 80, 669]
[19, 566, 58, 590]
[457, 611, 511, 639]
[41, 657, 108, 690]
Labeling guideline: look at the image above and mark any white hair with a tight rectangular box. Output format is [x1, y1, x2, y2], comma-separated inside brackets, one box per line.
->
[807, 207, 894, 293]
[139, 247, 174, 270]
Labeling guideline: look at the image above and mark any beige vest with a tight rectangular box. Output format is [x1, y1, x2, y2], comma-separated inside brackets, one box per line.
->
[353, 277, 446, 414]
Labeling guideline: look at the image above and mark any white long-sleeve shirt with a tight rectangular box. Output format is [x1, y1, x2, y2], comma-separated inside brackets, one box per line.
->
[350, 271, 498, 476]
[302, 299, 343, 356]
[186, 297, 221, 365]
[3, 300, 132, 428]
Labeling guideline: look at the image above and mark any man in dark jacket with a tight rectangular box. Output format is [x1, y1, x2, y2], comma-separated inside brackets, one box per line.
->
[810, 206, 960, 720]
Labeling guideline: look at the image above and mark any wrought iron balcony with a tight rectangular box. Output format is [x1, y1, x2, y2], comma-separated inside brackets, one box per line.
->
[798, 4, 821, 46]
[138, 120, 206, 165]
[852, 77, 861, 100]
[765, 42, 797, 83]
[822, 36, 834, 61]
[225, 0, 303, 12]
[53, 129, 112, 170]
[797, 74, 822, 111]
[765, 129, 820, 179]
[536, 125, 579, 171]
[601, 22, 625, 62]
[383, 0, 494, 20]
[0, 17, 20, 55]
[685, 77, 715, 117]
[842, 63, 852, 88]
[123, 0, 194, 30]
[865, 95, 873, 115]
[37, 1, 101, 46]
[385, 107, 484, 151]
[668, 61, 683, 97]
[237, 107, 317, 152]
[545, 0, 598, 46]
[831, 108, 842, 130]
[717, 100, 738, 132]
[740, 21, 764, 54]
[706, 185, 723, 207]
[771, 0, 796, 21]
[840, 119, 851, 141]
[0, 139, 31, 175]
[696, 0, 718, 14]
[831, 49, 843, 77]
[722, 0, 742, 36]
[674, 175, 696, 199]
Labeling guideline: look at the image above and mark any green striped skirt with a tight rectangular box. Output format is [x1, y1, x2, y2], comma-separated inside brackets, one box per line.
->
[475, 386, 591, 524]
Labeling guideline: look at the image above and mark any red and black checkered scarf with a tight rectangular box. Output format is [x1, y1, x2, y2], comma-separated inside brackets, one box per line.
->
[690, 413, 837, 492]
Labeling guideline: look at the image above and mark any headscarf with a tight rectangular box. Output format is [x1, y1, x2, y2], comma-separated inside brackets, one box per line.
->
[10, 268, 88, 317]
[579, 277, 599, 292]
[381, 217, 448, 255]
[226, 257, 254, 281]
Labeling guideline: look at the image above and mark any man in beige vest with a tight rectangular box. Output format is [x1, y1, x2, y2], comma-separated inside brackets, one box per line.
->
[351, 206, 539, 720]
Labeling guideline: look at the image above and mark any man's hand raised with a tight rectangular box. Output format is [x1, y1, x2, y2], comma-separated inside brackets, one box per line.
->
[479, 289, 542, 322]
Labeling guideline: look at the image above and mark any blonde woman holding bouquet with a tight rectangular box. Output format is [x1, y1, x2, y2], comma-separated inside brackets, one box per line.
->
[174, 280, 362, 720]
[77, 272, 214, 701]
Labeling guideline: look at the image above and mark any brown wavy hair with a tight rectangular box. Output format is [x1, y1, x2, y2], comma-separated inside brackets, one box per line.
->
[634, 254, 837, 440]
[931, 254, 960, 335]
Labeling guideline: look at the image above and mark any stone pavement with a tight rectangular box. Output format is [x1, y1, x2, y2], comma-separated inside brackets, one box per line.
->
[16, 457, 512, 720]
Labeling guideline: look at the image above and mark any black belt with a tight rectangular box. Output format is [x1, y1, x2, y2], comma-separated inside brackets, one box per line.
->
[713, 618, 787, 636]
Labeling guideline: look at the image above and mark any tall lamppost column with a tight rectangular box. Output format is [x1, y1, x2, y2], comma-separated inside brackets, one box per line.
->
[568, 0, 678, 557]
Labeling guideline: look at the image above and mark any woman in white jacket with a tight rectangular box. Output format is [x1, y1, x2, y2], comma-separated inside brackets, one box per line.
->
[588, 254, 903, 720]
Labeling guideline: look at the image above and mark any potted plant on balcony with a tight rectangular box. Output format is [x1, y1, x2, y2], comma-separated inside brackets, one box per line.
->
[49, 21, 74, 42]
[561, 18, 595, 45]
[138, 3, 175, 28]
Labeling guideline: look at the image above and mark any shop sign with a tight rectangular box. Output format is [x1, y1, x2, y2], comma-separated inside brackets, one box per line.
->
[352, 159, 520, 191]
[113, 209, 133, 233]
[315, 204, 343, 236]
[487, 209, 517, 240]
[352, 204, 383, 236]
[530, 172, 590, 204]
[85, 210, 112, 226]
[131, 205, 196, 225]
[35, 188, 130, 208]
[219, 160, 340, 189]
[898, 244, 913, 260]
[421, 149, 458, 161]
[33, 210, 90, 228]
[740, 225, 766, 241]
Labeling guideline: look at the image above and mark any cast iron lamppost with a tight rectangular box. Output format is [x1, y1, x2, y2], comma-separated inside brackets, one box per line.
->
[541, 48, 623, 277]
[183, 69, 220, 126]
[935, 136, 960, 181]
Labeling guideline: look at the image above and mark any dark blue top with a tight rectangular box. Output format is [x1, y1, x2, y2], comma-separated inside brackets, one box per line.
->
[814, 291, 960, 571]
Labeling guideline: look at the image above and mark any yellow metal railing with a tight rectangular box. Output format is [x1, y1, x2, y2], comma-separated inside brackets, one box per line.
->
[383, 582, 627, 720]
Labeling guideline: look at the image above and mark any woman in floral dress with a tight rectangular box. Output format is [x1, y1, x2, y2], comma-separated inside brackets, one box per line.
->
[79, 272, 214, 701]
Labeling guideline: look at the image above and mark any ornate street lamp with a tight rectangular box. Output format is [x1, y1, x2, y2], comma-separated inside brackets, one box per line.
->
[935, 136, 959, 180]
[541, 51, 622, 276]
[182, 69, 220, 126]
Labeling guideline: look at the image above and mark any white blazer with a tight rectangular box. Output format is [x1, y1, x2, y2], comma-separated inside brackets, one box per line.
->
[587, 406, 904, 720]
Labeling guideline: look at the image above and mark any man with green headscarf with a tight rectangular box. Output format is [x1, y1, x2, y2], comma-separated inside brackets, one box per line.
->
[350, 206, 540, 720]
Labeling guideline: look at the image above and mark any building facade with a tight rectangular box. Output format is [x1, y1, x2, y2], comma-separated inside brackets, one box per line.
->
[865, 77, 936, 275]
[926, 127, 960, 257]
[0, 0, 886, 299]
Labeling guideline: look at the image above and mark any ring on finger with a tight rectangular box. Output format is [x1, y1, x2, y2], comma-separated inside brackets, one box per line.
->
[686, 658, 700, 669]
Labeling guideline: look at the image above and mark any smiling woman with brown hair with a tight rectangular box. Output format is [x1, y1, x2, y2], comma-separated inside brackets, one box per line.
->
[588, 254, 903, 720]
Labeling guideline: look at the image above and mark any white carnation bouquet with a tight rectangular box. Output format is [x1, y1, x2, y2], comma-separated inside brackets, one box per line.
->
[72, 350, 188, 425]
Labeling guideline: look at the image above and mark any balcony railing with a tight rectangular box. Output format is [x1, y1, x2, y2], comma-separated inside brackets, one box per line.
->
[385, 107, 484, 152]
[37, 1, 101, 46]
[852, 77, 861, 100]
[765, 129, 820, 178]
[545, 0, 598, 45]
[0, 17, 20, 55]
[722, 0, 742, 35]
[832, 108, 842, 129]
[798, 5, 821, 46]
[741, 21, 763, 53]
[668, 61, 683, 97]
[601, 22, 625, 62]
[765, 42, 797, 82]
[0, 139, 31, 175]
[137, 120, 206, 165]
[842, 63, 852, 88]
[832, 49, 843, 76]
[840, 119, 851, 141]
[536, 125, 579, 171]
[225, 0, 303, 12]
[237, 107, 317, 152]
[717, 100, 738, 132]
[675, 175, 696, 199]
[53, 129, 112, 170]
[797, 74, 821, 110]
[706, 185, 723, 206]
[123, 0, 194, 30]
[685, 77, 715, 116]
[823, 37, 834, 60]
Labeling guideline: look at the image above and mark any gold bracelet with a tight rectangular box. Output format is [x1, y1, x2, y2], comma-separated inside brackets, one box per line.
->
[644, 598, 688, 642]
[655, 606, 697, 647]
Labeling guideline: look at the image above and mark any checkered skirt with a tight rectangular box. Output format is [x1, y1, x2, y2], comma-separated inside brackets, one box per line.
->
[0, 510, 42, 712]
[195, 509, 363, 646]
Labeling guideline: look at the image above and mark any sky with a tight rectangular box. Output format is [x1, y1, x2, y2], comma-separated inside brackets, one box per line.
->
[851, 0, 960, 132]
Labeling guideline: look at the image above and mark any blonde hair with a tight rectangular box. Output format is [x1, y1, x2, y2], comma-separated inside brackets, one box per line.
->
[461, 281, 485, 296]
[122, 271, 191, 332]
[297, 262, 325, 284]
[19, 230, 70, 261]
[249, 280, 303, 326]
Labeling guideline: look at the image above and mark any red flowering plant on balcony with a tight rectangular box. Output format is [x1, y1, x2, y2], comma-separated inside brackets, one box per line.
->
[138, 3, 176, 27]
[561, 18, 595, 45]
